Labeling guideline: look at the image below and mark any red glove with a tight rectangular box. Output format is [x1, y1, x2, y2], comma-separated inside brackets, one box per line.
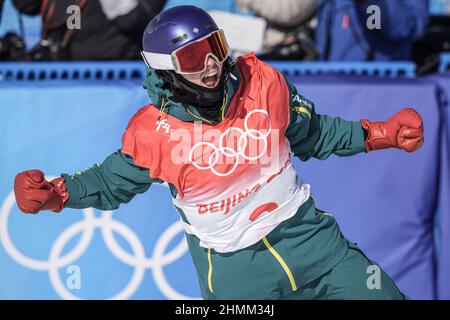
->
[361, 108, 424, 153]
[14, 170, 69, 214]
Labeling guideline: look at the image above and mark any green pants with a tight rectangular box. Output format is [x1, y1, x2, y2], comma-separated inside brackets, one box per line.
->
[282, 243, 408, 300]
[186, 196, 407, 300]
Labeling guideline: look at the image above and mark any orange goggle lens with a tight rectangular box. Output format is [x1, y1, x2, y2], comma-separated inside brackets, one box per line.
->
[173, 30, 229, 74]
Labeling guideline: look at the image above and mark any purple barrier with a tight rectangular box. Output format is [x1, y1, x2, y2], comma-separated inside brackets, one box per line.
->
[289, 75, 440, 299]
[428, 74, 450, 299]
[0, 71, 446, 299]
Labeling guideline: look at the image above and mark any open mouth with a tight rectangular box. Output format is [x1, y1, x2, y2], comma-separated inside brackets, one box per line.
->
[201, 69, 219, 88]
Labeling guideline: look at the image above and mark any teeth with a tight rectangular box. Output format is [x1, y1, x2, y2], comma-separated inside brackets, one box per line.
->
[203, 70, 218, 78]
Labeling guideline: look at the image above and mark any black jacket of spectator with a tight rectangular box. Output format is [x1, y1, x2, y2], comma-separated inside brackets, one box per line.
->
[12, 0, 166, 60]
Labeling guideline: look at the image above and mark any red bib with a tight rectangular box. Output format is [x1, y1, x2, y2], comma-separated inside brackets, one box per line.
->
[122, 53, 311, 252]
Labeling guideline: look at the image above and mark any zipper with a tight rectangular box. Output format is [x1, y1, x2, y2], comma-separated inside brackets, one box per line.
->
[262, 236, 298, 292]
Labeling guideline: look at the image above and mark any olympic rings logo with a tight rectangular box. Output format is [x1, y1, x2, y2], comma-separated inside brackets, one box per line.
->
[188, 109, 272, 177]
[0, 182, 200, 300]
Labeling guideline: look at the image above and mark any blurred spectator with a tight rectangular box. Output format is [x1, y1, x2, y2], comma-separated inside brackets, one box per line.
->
[315, 0, 429, 61]
[235, 0, 318, 60]
[12, 0, 166, 60]
[163, 0, 234, 11]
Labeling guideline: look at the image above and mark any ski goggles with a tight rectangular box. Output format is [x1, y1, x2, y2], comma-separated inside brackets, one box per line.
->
[142, 30, 230, 74]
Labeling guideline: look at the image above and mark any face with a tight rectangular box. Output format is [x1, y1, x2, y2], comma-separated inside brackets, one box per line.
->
[180, 56, 223, 88]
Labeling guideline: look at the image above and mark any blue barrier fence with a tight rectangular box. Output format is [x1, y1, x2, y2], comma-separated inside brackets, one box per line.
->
[269, 61, 417, 78]
[0, 62, 449, 300]
[440, 53, 450, 73]
[0, 62, 146, 82]
[1, 58, 449, 83]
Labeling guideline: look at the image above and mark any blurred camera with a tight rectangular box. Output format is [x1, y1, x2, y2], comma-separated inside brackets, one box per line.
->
[0, 32, 27, 61]
[28, 38, 70, 61]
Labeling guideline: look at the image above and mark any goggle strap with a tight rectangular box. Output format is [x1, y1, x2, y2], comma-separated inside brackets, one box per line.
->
[141, 51, 175, 70]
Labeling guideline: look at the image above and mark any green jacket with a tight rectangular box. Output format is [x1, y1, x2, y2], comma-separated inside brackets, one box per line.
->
[63, 60, 365, 210]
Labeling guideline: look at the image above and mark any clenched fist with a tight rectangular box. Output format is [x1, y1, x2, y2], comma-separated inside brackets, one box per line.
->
[361, 108, 424, 153]
[14, 170, 69, 214]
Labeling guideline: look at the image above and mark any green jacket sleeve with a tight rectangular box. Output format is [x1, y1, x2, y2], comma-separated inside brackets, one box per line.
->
[62, 150, 159, 210]
[283, 76, 366, 161]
